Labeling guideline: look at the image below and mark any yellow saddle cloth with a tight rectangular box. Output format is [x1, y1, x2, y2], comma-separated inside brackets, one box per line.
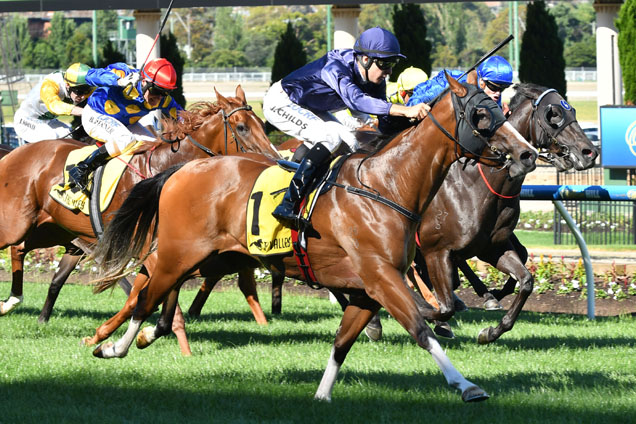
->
[49, 145, 136, 215]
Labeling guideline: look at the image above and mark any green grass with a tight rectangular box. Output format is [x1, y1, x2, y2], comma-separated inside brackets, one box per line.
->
[568, 99, 598, 122]
[516, 230, 636, 251]
[0, 281, 634, 423]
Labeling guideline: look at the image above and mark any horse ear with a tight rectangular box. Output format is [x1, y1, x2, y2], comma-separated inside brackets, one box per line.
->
[235, 85, 247, 104]
[466, 70, 478, 86]
[445, 71, 467, 97]
[214, 87, 229, 105]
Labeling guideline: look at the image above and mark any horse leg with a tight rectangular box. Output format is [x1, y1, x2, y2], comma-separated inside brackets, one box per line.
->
[0, 245, 26, 315]
[421, 252, 457, 322]
[315, 294, 379, 402]
[477, 247, 533, 345]
[456, 260, 502, 311]
[38, 251, 81, 323]
[237, 269, 267, 325]
[82, 267, 150, 346]
[489, 234, 529, 301]
[188, 277, 217, 317]
[271, 269, 285, 315]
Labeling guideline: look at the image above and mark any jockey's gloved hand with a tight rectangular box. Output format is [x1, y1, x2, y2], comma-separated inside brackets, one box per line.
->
[117, 72, 140, 88]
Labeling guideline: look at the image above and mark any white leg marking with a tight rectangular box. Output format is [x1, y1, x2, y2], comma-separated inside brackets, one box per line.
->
[102, 319, 143, 358]
[314, 347, 340, 402]
[0, 293, 23, 315]
[427, 336, 475, 393]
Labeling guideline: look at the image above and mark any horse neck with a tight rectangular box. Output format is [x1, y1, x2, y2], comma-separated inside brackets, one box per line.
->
[362, 109, 459, 217]
[140, 136, 212, 176]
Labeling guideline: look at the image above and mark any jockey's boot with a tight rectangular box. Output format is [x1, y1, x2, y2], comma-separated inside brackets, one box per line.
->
[273, 143, 332, 224]
[68, 145, 110, 194]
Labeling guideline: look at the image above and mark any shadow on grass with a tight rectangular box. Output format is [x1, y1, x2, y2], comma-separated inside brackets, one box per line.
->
[0, 369, 632, 424]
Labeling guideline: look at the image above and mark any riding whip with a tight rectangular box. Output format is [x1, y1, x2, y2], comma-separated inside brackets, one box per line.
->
[458, 34, 514, 80]
[125, 0, 176, 96]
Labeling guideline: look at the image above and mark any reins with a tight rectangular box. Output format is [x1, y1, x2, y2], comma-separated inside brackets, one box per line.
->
[477, 162, 520, 199]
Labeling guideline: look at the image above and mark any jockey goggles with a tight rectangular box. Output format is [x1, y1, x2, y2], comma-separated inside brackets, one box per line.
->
[69, 85, 92, 96]
[146, 83, 172, 97]
[484, 80, 510, 93]
[373, 57, 400, 71]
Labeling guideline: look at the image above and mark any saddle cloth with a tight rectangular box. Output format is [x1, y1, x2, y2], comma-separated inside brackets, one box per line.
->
[49, 145, 136, 215]
[246, 165, 295, 256]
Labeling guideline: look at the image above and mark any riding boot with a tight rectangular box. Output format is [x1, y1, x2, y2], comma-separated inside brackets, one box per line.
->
[68, 145, 110, 193]
[273, 143, 332, 224]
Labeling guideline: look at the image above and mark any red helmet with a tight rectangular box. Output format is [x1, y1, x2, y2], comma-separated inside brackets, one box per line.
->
[141, 58, 177, 90]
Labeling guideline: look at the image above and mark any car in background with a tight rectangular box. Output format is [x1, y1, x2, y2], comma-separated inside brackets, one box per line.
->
[0, 123, 22, 150]
[581, 125, 600, 148]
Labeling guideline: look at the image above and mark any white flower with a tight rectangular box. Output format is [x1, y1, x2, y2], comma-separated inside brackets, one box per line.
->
[609, 281, 617, 287]
[572, 280, 580, 289]
[524, 223, 532, 229]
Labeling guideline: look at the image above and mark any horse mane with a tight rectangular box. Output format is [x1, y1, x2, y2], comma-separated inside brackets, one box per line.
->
[161, 101, 226, 140]
[508, 83, 550, 112]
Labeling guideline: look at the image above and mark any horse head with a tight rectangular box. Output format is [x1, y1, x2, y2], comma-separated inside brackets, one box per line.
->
[443, 73, 537, 179]
[165, 86, 279, 159]
[508, 84, 598, 171]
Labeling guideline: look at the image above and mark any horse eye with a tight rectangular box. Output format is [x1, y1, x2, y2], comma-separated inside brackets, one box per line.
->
[236, 123, 248, 134]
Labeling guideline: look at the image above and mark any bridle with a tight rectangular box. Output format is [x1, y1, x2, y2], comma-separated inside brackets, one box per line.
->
[160, 103, 253, 156]
[528, 88, 577, 163]
[426, 83, 509, 166]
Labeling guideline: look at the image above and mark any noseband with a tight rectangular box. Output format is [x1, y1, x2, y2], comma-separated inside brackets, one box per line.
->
[426, 83, 508, 165]
[529, 89, 577, 162]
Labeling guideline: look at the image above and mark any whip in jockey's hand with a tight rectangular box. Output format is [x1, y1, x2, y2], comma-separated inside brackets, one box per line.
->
[117, 72, 140, 89]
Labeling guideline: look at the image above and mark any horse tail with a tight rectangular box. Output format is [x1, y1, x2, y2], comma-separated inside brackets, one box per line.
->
[92, 163, 185, 293]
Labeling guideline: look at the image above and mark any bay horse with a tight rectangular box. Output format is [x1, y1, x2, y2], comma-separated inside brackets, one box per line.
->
[90, 75, 537, 401]
[0, 86, 279, 351]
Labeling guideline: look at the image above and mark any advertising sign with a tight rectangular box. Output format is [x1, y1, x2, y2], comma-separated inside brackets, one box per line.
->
[600, 105, 636, 168]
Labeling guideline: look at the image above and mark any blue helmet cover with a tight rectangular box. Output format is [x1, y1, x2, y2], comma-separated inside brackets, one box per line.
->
[477, 55, 513, 85]
[353, 27, 406, 59]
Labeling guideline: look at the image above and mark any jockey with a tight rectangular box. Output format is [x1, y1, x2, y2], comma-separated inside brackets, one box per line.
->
[408, 55, 513, 111]
[68, 58, 183, 193]
[263, 26, 430, 225]
[14, 63, 95, 143]
[387, 66, 429, 105]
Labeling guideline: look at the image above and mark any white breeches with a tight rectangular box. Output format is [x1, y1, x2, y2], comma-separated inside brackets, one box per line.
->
[263, 81, 359, 153]
[13, 109, 72, 143]
[82, 105, 155, 157]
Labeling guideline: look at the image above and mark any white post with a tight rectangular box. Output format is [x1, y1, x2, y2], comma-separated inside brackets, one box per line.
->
[593, 1, 623, 107]
[133, 9, 162, 69]
[332, 5, 361, 49]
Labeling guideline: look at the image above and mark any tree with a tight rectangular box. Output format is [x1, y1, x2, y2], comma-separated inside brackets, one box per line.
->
[99, 40, 127, 67]
[48, 12, 76, 68]
[161, 32, 187, 107]
[391, 4, 432, 81]
[519, 1, 567, 98]
[617, 0, 636, 104]
[270, 22, 307, 84]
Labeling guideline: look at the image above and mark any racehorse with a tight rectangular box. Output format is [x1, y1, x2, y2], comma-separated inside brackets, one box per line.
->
[0, 86, 279, 353]
[90, 75, 537, 402]
[413, 83, 597, 344]
[187, 83, 598, 343]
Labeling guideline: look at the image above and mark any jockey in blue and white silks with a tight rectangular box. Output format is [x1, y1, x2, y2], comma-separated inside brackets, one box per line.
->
[264, 26, 430, 225]
[408, 55, 513, 109]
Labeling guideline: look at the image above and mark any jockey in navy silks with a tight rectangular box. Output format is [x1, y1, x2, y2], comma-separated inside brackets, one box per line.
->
[408, 55, 513, 112]
[263, 27, 430, 225]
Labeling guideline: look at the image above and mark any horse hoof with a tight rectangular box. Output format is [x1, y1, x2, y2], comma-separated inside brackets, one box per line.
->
[93, 342, 111, 358]
[364, 325, 383, 342]
[433, 321, 455, 339]
[314, 392, 332, 403]
[0, 295, 23, 316]
[462, 385, 490, 402]
[477, 327, 493, 345]
[483, 298, 503, 311]
[453, 294, 468, 312]
[136, 326, 155, 349]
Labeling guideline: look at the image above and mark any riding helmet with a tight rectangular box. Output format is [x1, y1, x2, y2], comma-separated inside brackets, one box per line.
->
[64, 63, 91, 86]
[353, 27, 406, 59]
[477, 55, 513, 86]
[141, 58, 178, 90]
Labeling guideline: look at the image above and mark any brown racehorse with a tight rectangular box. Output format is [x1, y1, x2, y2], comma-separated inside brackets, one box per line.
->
[0, 86, 279, 354]
[90, 76, 537, 401]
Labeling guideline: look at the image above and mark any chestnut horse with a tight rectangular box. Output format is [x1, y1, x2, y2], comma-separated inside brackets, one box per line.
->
[0, 87, 279, 351]
[91, 76, 537, 401]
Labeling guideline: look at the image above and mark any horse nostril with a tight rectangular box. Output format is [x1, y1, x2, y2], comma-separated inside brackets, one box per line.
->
[520, 151, 536, 162]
